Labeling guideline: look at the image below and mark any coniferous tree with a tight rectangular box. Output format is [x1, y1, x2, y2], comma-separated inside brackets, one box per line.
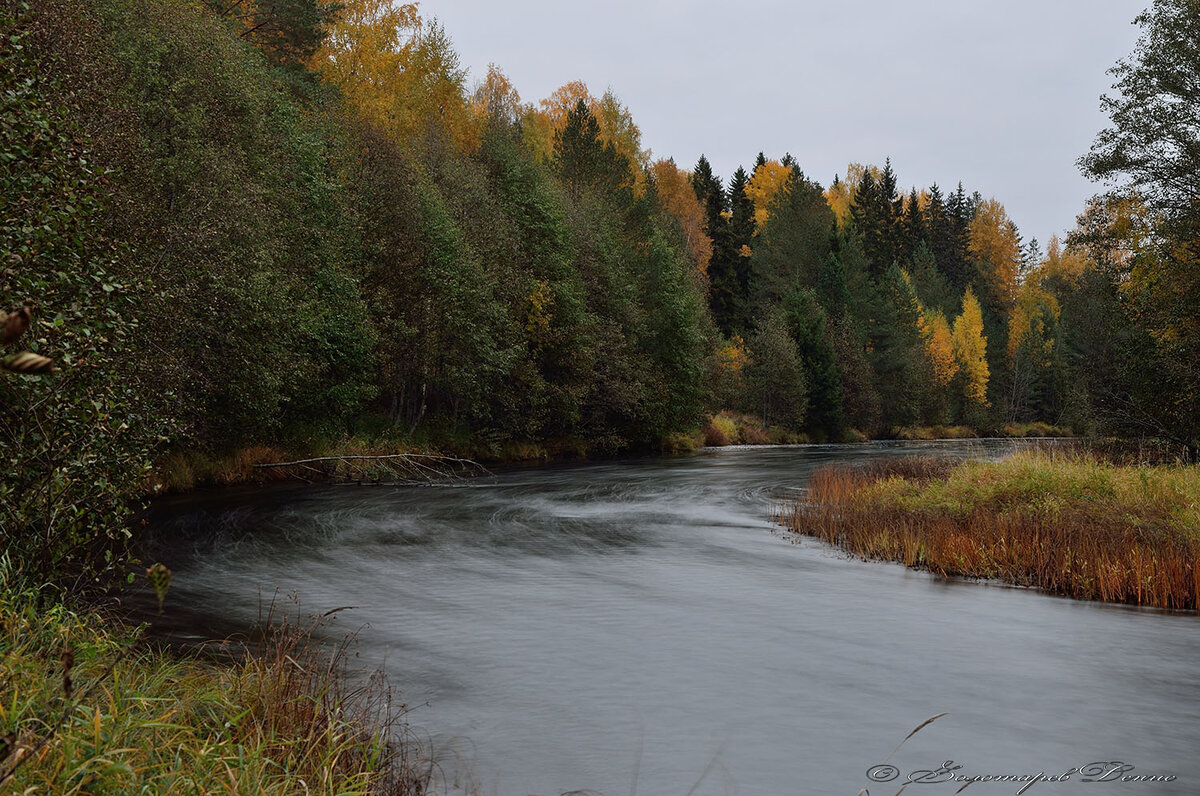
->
[849, 167, 885, 274]
[940, 182, 975, 291]
[209, 0, 339, 70]
[871, 264, 929, 428]
[925, 183, 962, 290]
[745, 308, 808, 429]
[848, 159, 904, 275]
[726, 166, 756, 332]
[553, 99, 630, 200]
[781, 288, 845, 439]
[900, 187, 925, 265]
[693, 156, 741, 336]
[829, 311, 882, 434]
[749, 170, 834, 310]
[817, 252, 851, 317]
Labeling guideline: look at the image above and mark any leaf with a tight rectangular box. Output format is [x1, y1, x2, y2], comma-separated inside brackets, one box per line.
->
[146, 563, 172, 615]
[0, 306, 31, 344]
[1, 351, 56, 374]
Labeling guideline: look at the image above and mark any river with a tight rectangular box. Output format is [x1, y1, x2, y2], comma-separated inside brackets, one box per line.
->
[138, 441, 1200, 795]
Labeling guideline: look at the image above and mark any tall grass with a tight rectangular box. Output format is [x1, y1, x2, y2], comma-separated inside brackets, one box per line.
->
[781, 449, 1200, 609]
[0, 583, 443, 794]
[702, 411, 810, 446]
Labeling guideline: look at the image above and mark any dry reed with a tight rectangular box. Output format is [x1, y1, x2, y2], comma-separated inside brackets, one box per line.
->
[781, 449, 1200, 610]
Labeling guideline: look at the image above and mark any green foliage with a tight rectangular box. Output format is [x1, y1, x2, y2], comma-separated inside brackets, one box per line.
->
[553, 99, 631, 200]
[780, 288, 844, 439]
[477, 121, 593, 437]
[208, 0, 340, 71]
[1076, 0, 1200, 453]
[849, 158, 902, 276]
[906, 240, 955, 318]
[693, 155, 738, 337]
[0, 2, 158, 593]
[744, 308, 808, 430]
[1080, 0, 1200, 227]
[86, 0, 376, 447]
[750, 169, 834, 310]
[871, 264, 930, 429]
[828, 311, 881, 434]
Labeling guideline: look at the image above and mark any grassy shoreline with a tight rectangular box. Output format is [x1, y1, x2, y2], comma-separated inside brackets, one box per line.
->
[0, 582, 436, 795]
[148, 413, 1076, 494]
[781, 448, 1200, 609]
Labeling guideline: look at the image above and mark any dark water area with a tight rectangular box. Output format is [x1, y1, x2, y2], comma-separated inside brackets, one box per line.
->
[135, 441, 1200, 795]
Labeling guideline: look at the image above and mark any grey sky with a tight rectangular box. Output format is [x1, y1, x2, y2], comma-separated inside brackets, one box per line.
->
[419, 0, 1147, 248]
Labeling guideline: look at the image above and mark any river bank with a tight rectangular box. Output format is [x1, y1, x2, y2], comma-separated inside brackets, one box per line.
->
[0, 578, 438, 795]
[147, 411, 1074, 494]
[781, 447, 1200, 609]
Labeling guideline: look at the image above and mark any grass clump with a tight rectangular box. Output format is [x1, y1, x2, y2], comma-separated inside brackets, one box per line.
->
[0, 582, 438, 795]
[782, 448, 1200, 609]
[702, 411, 809, 446]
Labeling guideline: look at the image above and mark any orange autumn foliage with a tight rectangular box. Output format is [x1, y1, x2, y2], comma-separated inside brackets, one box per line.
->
[650, 158, 713, 275]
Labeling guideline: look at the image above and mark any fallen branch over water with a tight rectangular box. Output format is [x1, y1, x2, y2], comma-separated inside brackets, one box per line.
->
[252, 452, 490, 485]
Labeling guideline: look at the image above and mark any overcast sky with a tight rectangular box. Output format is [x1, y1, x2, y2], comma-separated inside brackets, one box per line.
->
[418, 0, 1147, 248]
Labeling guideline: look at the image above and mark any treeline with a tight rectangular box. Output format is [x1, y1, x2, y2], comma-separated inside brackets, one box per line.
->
[3, 0, 1197, 588]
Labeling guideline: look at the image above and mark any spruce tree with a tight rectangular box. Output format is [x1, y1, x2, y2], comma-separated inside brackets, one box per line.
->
[782, 288, 845, 439]
[900, 187, 925, 265]
[693, 156, 740, 336]
[726, 166, 756, 332]
[749, 171, 834, 310]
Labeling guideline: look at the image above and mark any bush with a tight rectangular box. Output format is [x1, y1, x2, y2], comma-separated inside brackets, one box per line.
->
[0, 3, 158, 594]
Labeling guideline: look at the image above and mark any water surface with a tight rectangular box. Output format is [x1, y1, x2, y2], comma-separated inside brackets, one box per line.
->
[141, 442, 1200, 795]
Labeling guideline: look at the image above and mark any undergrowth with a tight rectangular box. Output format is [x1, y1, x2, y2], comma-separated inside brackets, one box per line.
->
[0, 575, 443, 795]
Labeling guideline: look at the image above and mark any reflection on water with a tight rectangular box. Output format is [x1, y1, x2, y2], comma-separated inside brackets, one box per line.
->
[138, 441, 1200, 795]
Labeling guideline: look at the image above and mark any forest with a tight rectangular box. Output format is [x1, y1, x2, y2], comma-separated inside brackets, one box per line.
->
[2, 0, 1198, 594]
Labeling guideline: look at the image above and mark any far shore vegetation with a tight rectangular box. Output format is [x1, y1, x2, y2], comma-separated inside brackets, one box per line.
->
[782, 446, 1200, 610]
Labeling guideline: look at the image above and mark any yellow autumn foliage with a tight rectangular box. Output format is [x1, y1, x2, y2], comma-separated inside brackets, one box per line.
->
[951, 287, 990, 406]
[968, 198, 1021, 306]
[527, 82, 649, 192]
[825, 163, 880, 226]
[1008, 283, 1060, 364]
[717, 334, 749, 375]
[922, 309, 958, 386]
[745, 160, 793, 228]
[312, 1, 478, 150]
